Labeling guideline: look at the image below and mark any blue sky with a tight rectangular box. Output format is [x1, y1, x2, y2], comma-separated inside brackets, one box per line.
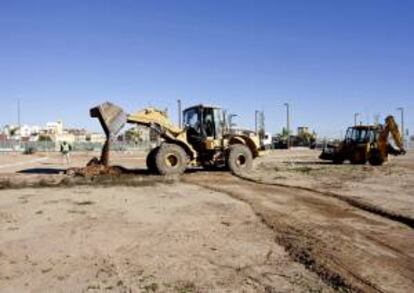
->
[0, 0, 413, 138]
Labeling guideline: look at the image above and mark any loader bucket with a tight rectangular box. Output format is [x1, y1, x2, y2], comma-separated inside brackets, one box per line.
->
[90, 102, 127, 137]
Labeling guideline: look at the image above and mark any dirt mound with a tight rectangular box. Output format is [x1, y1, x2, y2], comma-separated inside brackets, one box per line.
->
[66, 157, 128, 177]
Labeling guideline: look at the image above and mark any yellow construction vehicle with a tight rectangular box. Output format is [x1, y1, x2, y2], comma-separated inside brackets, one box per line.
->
[90, 102, 261, 175]
[320, 115, 406, 165]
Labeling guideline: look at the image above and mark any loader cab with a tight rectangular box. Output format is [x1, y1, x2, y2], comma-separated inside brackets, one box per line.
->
[183, 105, 223, 150]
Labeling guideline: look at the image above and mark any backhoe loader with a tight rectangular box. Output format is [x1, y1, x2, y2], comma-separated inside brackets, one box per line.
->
[320, 115, 406, 165]
[90, 102, 261, 175]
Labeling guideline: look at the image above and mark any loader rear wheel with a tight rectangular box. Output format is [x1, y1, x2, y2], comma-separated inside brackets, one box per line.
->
[155, 144, 188, 175]
[146, 146, 160, 174]
[227, 144, 253, 175]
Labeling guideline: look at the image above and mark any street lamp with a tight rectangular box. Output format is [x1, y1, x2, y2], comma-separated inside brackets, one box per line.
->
[177, 99, 182, 128]
[397, 107, 404, 145]
[284, 103, 290, 149]
[255, 110, 259, 133]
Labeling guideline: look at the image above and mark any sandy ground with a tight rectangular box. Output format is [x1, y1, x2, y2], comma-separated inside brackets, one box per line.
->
[185, 172, 414, 292]
[0, 182, 328, 292]
[0, 149, 413, 292]
[246, 148, 414, 221]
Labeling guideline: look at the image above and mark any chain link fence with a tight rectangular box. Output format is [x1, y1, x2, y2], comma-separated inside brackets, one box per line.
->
[0, 140, 153, 154]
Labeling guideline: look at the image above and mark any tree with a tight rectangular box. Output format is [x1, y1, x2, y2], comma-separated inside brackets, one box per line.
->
[125, 127, 142, 144]
[9, 127, 18, 137]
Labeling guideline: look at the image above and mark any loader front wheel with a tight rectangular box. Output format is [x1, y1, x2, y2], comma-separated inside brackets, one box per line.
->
[155, 144, 188, 175]
[146, 146, 160, 174]
[227, 144, 253, 175]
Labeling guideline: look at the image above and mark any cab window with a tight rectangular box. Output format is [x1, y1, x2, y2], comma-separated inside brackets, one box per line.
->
[184, 108, 200, 133]
[203, 108, 215, 137]
[213, 109, 222, 139]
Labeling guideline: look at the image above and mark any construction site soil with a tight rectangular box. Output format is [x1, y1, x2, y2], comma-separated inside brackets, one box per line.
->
[0, 149, 413, 292]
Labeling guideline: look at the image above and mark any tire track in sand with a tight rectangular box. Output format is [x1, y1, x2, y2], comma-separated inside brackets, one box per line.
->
[236, 173, 414, 229]
[183, 172, 414, 293]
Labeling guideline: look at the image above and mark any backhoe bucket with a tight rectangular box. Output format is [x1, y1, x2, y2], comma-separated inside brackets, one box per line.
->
[90, 102, 127, 137]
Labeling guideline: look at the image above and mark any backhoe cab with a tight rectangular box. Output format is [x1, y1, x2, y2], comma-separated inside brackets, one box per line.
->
[90, 102, 261, 175]
[323, 126, 380, 164]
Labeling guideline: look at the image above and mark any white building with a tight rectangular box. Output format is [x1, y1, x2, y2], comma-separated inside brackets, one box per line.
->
[87, 133, 106, 144]
[46, 120, 63, 135]
[19, 125, 41, 138]
[54, 133, 76, 144]
[2, 125, 18, 138]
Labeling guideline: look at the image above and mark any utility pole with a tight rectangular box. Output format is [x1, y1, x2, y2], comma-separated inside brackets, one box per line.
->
[259, 111, 265, 139]
[177, 99, 182, 128]
[354, 112, 360, 126]
[255, 110, 259, 133]
[284, 103, 290, 149]
[397, 107, 404, 146]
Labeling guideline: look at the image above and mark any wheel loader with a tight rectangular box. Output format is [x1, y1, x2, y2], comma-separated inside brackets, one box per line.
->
[320, 115, 406, 165]
[90, 102, 261, 175]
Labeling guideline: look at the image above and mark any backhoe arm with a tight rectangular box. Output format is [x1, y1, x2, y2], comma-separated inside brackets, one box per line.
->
[379, 115, 405, 155]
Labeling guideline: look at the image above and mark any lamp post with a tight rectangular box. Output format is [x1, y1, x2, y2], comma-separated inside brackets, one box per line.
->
[397, 107, 404, 145]
[255, 110, 259, 133]
[177, 99, 182, 128]
[259, 111, 265, 139]
[284, 103, 290, 149]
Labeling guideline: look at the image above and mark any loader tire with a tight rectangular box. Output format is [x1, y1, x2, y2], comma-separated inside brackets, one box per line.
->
[146, 146, 160, 174]
[226, 144, 253, 175]
[155, 144, 188, 175]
